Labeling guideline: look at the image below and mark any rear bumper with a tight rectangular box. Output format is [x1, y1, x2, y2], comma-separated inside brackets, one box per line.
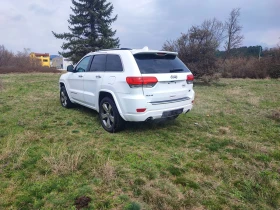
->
[122, 103, 193, 122]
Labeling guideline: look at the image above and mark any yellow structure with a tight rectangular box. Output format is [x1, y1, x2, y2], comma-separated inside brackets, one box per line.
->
[30, 52, 50, 67]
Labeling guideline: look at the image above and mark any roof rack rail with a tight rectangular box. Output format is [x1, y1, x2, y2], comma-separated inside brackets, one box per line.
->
[98, 48, 132, 51]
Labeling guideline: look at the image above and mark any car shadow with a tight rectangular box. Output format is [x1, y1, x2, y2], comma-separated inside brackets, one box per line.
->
[72, 104, 177, 133]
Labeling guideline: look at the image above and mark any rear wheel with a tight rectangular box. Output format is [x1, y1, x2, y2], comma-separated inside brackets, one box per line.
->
[60, 86, 74, 108]
[99, 97, 125, 133]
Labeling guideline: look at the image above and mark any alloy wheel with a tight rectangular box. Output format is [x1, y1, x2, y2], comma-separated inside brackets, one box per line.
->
[100, 102, 115, 128]
[61, 91, 67, 107]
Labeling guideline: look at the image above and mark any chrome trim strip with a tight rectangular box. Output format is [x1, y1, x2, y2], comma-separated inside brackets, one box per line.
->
[149, 97, 191, 105]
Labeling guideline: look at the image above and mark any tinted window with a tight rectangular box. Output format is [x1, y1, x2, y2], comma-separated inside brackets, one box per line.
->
[106, 54, 123, 72]
[75, 56, 91, 72]
[89, 55, 106, 72]
[134, 54, 190, 74]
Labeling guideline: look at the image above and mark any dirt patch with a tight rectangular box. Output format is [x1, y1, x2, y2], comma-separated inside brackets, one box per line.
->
[74, 196, 91, 209]
[269, 109, 280, 122]
[218, 127, 230, 135]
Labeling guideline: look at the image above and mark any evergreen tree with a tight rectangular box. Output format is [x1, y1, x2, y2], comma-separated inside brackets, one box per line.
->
[52, 0, 119, 63]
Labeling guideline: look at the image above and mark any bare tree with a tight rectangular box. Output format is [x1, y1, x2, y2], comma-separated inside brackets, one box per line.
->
[201, 18, 225, 49]
[224, 8, 244, 58]
[0, 45, 14, 67]
[163, 18, 224, 79]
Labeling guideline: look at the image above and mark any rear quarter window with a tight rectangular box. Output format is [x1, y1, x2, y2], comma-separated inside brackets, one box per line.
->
[134, 53, 190, 74]
[106, 54, 123, 72]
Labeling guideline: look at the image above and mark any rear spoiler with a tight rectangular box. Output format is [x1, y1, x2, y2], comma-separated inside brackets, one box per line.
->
[132, 51, 178, 56]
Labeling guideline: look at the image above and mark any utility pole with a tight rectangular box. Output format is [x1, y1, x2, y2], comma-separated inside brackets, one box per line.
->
[258, 46, 262, 61]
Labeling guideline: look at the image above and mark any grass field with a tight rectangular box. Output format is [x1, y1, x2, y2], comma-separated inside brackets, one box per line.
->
[0, 73, 279, 209]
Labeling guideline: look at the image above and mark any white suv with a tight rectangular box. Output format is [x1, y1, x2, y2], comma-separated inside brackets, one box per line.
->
[59, 47, 195, 132]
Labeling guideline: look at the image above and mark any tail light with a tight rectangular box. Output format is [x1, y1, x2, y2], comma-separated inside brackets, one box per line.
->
[126, 76, 158, 88]
[186, 74, 194, 84]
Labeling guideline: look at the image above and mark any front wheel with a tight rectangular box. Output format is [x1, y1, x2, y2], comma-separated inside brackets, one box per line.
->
[99, 97, 125, 133]
[60, 86, 74, 108]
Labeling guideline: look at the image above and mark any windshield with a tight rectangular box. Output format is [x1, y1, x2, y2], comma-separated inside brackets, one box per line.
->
[134, 53, 190, 74]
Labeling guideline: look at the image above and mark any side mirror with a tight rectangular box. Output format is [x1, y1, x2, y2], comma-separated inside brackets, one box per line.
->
[67, 65, 74, 72]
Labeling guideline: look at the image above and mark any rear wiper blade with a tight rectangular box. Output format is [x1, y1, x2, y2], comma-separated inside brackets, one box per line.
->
[170, 68, 184, 72]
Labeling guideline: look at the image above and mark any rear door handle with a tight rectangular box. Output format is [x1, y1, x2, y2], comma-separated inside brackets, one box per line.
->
[96, 75, 101, 79]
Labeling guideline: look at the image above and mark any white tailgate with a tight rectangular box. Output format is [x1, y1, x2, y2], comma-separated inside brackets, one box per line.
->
[142, 73, 193, 108]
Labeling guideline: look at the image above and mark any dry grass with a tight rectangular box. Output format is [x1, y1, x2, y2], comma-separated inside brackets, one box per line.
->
[0, 136, 25, 163]
[0, 78, 3, 90]
[218, 127, 230, 135]
[43, 147, 84, 175]
[247, 96, 260, 106]
[101, 161, 116, 182]
[226, 88, 242, 96]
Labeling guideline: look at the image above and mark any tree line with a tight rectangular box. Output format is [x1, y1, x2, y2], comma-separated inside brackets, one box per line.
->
[1, 0, 279, 78]
[53, 1, 279, 79]
[216, 46, 262, 58]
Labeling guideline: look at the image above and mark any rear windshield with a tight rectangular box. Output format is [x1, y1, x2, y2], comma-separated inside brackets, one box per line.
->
[134, 53, 190, 74]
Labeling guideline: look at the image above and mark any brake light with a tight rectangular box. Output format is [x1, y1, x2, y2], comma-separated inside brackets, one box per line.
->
[186, 74, 194, 84]
[156, 53, 167, 56]
[126, 76, 158, 88]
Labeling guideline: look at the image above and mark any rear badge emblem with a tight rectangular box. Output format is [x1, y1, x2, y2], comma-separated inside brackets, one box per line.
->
[170, 75, 177, 79]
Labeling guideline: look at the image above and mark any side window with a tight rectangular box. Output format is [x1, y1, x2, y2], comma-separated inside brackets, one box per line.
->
[75, 56, 91, 72]
[89, 55, 107, 72]
[106, 54, 123, 72]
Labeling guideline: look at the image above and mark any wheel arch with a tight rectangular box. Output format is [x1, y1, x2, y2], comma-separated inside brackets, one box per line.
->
[59, 82, 65, 89]
[98, 90, 126, 121]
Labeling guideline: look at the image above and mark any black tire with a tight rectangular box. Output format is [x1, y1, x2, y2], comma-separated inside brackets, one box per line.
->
[99, 97, 125, 133]
[60, 86, 74, 108]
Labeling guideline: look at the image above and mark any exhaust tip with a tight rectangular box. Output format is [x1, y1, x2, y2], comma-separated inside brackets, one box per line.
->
[145, 117, 153, 122]
[185, 109, 190, 114]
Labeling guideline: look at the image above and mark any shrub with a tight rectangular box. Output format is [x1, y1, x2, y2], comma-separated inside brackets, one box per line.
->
[219, 57, 266, 78]
[124, 202, 141, 210]
[267, 64, 280, 78]
[219, 46, 280, 79]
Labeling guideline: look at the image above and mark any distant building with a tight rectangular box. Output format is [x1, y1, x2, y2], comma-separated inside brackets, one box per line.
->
[52, 57, 73, 70]
[50, 55, 60, 67]
[30, 53, 50, 67]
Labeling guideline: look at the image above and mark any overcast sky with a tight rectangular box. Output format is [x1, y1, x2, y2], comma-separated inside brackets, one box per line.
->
[1, 0, 279, 55]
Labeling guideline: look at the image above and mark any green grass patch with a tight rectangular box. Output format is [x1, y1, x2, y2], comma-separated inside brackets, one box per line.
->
[0, 74, 279, 209]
